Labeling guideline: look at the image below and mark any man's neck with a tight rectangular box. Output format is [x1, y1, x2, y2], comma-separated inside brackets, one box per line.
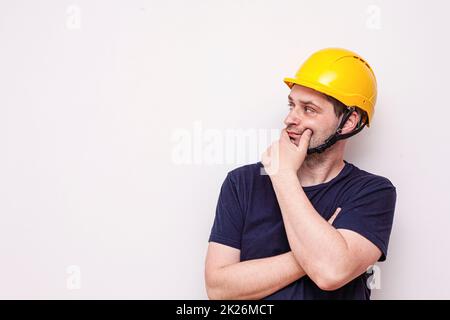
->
[297, 152, 345, 187]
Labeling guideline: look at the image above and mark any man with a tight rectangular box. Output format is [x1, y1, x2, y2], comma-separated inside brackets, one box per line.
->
[204, 48, 396, 300]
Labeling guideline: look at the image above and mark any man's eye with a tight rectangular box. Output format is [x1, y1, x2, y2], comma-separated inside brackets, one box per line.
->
[288, 104, 295, 110]
[305, 106, 315, 113]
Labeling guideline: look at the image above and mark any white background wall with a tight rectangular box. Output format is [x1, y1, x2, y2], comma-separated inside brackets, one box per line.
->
[1, 0, 449, 299]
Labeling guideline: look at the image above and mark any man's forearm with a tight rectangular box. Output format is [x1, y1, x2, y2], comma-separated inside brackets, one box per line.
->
[207, 251, 305, 300]
[271, 173, 350, 285]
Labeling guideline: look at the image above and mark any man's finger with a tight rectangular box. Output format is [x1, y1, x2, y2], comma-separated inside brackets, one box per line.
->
[298, 129, 312, 150]
[281, 128, 290, 141]
[261, 150, 269, 165]
[328, 207, 341, 225]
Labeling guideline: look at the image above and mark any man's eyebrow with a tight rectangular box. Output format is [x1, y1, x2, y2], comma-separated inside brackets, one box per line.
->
[288, 95, 322, 110]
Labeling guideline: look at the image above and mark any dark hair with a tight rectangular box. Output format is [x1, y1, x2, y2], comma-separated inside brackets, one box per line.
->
[324, 94, 368, 126]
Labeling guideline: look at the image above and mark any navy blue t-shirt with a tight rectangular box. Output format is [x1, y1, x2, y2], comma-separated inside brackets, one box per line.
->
[208, 160, 396, 300]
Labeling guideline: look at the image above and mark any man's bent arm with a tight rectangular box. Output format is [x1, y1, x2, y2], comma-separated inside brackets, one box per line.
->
[205, 242, 305, 300]
[271, 172, 381, 291]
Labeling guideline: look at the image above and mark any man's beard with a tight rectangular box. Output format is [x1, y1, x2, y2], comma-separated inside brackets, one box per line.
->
[304, 130, 337, 164]
[305, 147, 331, 164]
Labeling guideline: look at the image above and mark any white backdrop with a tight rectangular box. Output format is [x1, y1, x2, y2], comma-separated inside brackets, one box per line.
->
[1, 0, 449, 299]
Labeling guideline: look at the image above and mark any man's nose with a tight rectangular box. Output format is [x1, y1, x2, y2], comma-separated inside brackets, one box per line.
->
[284, 108, 302, 127]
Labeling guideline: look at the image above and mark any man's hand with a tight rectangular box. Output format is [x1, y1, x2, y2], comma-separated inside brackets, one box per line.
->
[261, 128, 312, 178]
[328, 207, 341, 225]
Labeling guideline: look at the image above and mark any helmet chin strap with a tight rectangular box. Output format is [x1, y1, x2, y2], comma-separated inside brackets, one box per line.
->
[306, 107, 367, 155]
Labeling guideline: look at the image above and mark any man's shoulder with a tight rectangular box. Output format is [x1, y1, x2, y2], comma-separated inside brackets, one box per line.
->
[227, 162, 264, 178]
[226, 162, 266, 183]
[347, 161, 396, 190]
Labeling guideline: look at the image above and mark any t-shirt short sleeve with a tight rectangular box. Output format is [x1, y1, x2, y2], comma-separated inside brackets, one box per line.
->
[332, 177, 397, 261]
[208, 172, 245, 250]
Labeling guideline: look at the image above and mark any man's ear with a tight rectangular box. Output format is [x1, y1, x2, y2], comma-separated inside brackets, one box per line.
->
[341, 111, 359, 135]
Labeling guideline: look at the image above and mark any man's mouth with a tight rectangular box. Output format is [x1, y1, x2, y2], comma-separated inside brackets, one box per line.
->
[286, 131, 300, 146]
[287, 131, 301, 138]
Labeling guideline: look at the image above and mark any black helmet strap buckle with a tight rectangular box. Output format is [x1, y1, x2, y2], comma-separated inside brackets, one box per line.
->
[306, 107, 367, 155]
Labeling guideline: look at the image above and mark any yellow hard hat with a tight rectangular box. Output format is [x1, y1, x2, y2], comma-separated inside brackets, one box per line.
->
[284, 48, 377, 127]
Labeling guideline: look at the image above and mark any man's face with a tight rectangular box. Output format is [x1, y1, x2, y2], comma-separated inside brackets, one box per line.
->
[284, 84, 340, 149]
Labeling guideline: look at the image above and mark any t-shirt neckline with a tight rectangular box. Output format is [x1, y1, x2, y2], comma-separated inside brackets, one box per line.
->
[301, 160, 353, 192]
